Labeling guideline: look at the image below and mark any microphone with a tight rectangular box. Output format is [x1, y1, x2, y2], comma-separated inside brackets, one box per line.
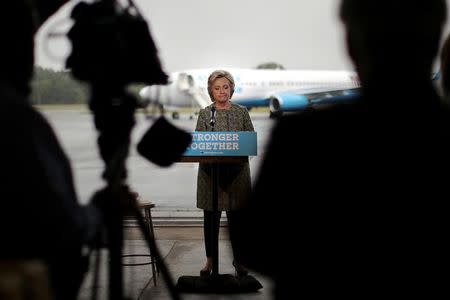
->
[210, 106, 216, 127]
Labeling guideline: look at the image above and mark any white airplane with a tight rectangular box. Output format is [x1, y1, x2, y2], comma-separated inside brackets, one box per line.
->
[139, 68, 361, 118]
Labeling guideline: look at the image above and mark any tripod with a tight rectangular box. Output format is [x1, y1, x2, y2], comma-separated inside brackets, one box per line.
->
[88, 87, 180, 300]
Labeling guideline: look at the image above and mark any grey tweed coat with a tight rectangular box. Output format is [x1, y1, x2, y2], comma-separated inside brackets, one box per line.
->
[195, 103, 254, 211]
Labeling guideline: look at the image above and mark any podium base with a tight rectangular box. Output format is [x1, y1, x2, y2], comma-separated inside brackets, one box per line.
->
[176, 274, 263, 294]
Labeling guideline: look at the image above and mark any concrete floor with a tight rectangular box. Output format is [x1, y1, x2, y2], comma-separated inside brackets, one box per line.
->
[78, 227, 274, 300]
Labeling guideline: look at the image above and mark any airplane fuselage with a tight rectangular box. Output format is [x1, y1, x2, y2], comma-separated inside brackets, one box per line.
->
[140, 68, 361, 115]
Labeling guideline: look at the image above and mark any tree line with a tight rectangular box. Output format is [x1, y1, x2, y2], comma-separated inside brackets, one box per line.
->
[31, 66, 145, 105]
[30, 66, 89, 105]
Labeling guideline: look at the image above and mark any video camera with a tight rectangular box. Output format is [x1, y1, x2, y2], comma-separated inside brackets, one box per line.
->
[66, 0, 168, 86]
[66, 0, 191, 171]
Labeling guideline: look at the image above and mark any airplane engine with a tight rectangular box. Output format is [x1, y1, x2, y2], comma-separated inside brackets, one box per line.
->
[269, 93, 310, 116]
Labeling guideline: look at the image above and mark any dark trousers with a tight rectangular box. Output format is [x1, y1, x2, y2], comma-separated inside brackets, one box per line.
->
[203, 210, 239, 258]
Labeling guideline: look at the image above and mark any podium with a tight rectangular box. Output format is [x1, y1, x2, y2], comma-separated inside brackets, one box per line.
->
[175, 132, 262, 293]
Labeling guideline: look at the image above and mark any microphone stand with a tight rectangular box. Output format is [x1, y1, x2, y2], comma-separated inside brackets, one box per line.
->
[209, 107, 219, 276]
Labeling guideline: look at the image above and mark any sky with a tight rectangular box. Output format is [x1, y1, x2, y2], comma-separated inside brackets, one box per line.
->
[35, 0, 450, 73]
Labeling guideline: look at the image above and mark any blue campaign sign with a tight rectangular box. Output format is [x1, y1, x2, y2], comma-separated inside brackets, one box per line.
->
[184, 131, 257, 156]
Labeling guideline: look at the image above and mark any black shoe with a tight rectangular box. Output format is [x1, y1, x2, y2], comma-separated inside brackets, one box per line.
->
[233, 260, 248, 277]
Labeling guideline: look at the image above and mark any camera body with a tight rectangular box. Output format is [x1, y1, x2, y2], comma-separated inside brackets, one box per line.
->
[66, 1, 189, 171]
[66, 1, 168, 86]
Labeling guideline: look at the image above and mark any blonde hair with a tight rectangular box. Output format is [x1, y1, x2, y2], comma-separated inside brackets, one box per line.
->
[207, 70, 235, 101]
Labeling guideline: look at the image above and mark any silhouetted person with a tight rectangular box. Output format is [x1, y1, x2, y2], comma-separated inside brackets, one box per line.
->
[0, 2, 101, 299]
[231, 1, 449, 298]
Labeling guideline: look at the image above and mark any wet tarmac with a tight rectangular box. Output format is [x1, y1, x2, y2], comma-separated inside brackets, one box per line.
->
[78, 227, 274, 300]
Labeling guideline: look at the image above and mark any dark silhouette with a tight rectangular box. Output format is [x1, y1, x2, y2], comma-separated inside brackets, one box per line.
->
[0, 2, 101, 299]
[231, 1, 449, 298]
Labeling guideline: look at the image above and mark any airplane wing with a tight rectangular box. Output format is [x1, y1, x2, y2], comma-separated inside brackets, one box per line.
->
[267, 87, 361, 117]
[267, 69, 440, 115]
[229, 86, 361, 117]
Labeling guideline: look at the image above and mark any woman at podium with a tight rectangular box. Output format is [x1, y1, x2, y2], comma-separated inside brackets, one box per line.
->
[195, 70, 254, 277]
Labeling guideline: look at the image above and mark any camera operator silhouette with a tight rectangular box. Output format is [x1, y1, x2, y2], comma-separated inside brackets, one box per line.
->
[0, 1, 102, 300]
[0, 1, 187, 299]
[231, 1, 450, 299]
